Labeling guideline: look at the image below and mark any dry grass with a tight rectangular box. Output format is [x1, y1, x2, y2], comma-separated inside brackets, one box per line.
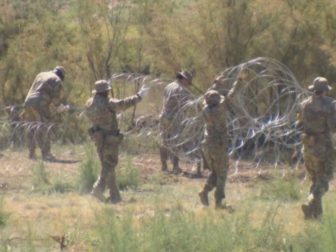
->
[0, 144, 335, 250]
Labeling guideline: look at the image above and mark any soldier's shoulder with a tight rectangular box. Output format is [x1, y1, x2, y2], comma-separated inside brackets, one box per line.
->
[165, 81, 179, 90]
[37, 71, 61, 83]
[323, 96, 335, 103]
[300, 96, 312, 107]
[322, 96, 336, 110]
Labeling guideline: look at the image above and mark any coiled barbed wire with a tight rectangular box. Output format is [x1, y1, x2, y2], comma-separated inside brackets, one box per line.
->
[1, 57, 311, 170]
[117, 57, 310, 169]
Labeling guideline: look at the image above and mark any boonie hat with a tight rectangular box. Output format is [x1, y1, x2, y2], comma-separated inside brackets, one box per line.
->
[204, 90, 224, 106]
[177, 70, 193, 83]
[308, 77, 332, 92]
[93, 80, 111, 94]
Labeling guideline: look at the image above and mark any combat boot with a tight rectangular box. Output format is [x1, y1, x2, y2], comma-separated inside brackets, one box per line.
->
[109, 191, 122, 204]
[301, 203, 314, 220]
[91, 179, 106, 202]
[110, 195, 122, 204]
[215, 198, 225, 209]
[198, 190, 209, 206]
[311, 197, 323, 219]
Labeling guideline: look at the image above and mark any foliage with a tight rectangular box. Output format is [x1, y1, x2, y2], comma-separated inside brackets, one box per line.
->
[117, 155, 140, 190]
[258, 176, 302, 202]
[0, 198, 8, 228]
[92, 206, 287, 252]
[77, 142, 99, 194]
[31, 160, 50, 192]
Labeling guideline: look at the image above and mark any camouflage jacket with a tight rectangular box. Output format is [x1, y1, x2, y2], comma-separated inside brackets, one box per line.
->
[298, 95, 336, 135]
[202, 97, 228, 146]
[24, 71, 64, 109]
[160, 80, 192, 119]
[203, 79, 244, 146]
[84, 93, 141, 132]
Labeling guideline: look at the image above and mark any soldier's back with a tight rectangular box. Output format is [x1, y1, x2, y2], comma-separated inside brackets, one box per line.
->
[301, 96, 335, 134]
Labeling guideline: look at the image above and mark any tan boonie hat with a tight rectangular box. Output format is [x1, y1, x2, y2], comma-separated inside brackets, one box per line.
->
[93, 80, 111, 94]
[204, 90, 224, 106]
[53, 66, 65, 75]
[308, 77, 332, 92]
[177, 70, 193, 83]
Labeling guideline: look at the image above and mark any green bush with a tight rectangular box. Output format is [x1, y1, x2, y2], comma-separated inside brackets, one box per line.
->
[31, 160, 50, 193]
[91, 205, 288, 252]
[258, 176, 302, 202]
[77, 143, 99, 194]
[51, 179, 73, 194]
[0, 198, 9, 228]
[117, 156, 140, 191]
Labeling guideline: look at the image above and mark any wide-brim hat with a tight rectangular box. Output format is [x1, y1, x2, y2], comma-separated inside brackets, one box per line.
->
[92, 80, 111, 94]
[53, 66, 65, 80]
[204, 90, 224, 105]
[176, 70, 193, 83]
[308, 77, 332, 92]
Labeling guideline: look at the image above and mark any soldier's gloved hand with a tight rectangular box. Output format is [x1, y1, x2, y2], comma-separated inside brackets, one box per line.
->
[137, 86, 150, 98]
[56, 104, 70, 113]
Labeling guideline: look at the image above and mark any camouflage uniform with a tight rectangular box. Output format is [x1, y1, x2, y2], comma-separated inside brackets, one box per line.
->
[298, 77, 336, 219]
[21, 66, 65, 160]
[199, 73, 245, 208]
[159, 71, 193, 173]
[84, 80, 142, 203]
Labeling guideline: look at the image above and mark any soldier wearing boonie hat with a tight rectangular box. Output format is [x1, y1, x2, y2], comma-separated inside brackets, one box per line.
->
[298, 76, 336, 219]
[84, 79, 148, 203]
[159, 70, 193, 174]
[199, 68, 247, 209]
[308, 77, 332, 92]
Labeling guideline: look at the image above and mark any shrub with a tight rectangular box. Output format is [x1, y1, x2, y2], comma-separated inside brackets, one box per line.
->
[117, 156, 140, 190]
[258, 176, 302, 202]
[77, 143, 99, 194]
[31, 160, 50, 193]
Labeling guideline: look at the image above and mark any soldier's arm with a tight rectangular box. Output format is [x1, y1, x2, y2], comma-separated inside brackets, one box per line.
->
[49, 79, 64, 107]
[226, 71, 246, 99]
[327, 101, 336, 133]
[295, 106, 304, 130]
[109, 94, 141, 112]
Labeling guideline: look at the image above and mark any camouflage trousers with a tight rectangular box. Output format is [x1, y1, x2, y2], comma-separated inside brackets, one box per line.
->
[90, 130, 123, 202]
[201, 143, 229, 204]
[159, 116, 180, 171]
[303, 134, 335, 199]
[21, 107, 51, 159]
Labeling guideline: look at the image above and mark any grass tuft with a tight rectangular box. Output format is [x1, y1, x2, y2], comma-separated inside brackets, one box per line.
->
[117, 156, 140, 190]
[77, 143, 99, 194]
[258, 176, 302, 202]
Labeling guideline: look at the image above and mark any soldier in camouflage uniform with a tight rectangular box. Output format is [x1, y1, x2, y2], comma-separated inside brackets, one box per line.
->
[298, 77, 336, 219]
[22, 66, 68, 160]
[159, 71, 193, 174]
[84, 80, 146, 203]
[199, 70, 246, 208]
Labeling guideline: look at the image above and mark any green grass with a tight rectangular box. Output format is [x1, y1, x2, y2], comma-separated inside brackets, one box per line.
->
[77, 143, 99, 194]
[258, 176, 302, 202]
[31, 160, 50, 193]
[117, 156, 140, 190]
[0, 198, 8, 229]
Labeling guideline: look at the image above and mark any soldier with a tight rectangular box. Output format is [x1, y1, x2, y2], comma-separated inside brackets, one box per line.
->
[298, 77, 336, 219]
[84, 80, 147, 203]
[159, 70, 193, 174]
[198, 69, 247, 208]
[21, 66, 69, 160]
